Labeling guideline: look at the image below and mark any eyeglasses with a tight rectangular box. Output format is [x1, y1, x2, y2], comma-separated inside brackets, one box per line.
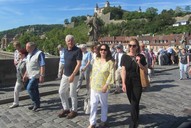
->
[128, 44, 137, 48]
[100, 48, 107, 51]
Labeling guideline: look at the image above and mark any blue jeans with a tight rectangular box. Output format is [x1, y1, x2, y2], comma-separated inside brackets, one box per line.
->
[179, 63, 189, 79]
[26, 78, 40, 107]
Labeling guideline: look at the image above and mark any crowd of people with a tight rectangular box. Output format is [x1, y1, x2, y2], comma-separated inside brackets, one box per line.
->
[9, 35, 191, 128]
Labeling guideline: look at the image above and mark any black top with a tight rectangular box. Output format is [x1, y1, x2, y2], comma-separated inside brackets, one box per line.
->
[64, 46, 82, 76]
[179, 52, 188, 64]
[120, 54, 147, 78]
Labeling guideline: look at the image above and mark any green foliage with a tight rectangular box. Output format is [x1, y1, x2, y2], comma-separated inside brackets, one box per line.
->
[6, 43, 14, 52]
[64, 19, 69, 24]
[1, 7, 191, 55]
[0, 24, 63, 39]
[123, 11, 145, 20]
[185, 6, 191, 12]
[71, 15, 87, 26]
[103, 7, 124, 20]
[145, 7, 158, 21]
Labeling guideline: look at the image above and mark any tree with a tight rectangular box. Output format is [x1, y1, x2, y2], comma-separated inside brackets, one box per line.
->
[71, 16, 87, 26]
[159, 9, 176, 26]
[185, 5, 191, 12]
[175, 6, 184, 16]
[71, 17, 78, 23]
[64, 19, 69, 24]
[145, 7, 158, 21]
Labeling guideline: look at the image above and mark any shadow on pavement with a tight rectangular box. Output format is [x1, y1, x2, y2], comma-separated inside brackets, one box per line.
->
[154, 72, 172, 76]
[39, 83, 60, 87]
[38, 97, 86, 116]
[144, 84, 178, 92]
[151, 79, 175, 84]
[107, 104, 146, 127]
[139, 113, 191, 128]
[0, 86, 14, 92]
[37, 98, 62, 111]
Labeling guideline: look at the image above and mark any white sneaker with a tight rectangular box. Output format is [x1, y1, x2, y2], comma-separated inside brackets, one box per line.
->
[83, 98, 88, 111]
[9, 104, 19, 109]
[85, 100, 90, 114]
[76, 88, 80, 93]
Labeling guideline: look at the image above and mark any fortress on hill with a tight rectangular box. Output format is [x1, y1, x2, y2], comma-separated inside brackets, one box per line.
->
[1, 1, 191, 51]
[94, 1, 125, 25]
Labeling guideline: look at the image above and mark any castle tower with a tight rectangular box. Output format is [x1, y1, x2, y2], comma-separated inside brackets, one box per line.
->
[105, 1, 110, 7]
[94, 3, 99, 14]
[138, 6, 142, 12]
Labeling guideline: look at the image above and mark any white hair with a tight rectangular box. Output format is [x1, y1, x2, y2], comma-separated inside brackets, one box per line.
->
[80, 44, 87, 48]
[65, 35, 74, 42]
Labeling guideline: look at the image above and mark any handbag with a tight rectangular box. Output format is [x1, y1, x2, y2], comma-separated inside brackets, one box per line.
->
[139, 67, 150, 88]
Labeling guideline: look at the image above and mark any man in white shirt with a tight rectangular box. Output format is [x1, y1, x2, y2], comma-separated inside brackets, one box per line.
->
[56, 44, 64, 80]
[114, 44, 124, 94]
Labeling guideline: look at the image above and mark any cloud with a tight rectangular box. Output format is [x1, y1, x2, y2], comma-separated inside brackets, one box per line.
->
[57, 6, 92, 11]
[0, 7, 23, 16]
[0, 0, 34, 4]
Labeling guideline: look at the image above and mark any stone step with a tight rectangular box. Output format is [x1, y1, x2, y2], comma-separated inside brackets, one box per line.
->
[0, 80, 60, 105]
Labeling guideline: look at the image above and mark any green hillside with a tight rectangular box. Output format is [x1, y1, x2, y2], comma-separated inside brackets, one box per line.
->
[1, 6, 191, 55]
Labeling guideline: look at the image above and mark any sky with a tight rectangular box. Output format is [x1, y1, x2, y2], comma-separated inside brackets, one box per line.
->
[0, 0, 191, 32]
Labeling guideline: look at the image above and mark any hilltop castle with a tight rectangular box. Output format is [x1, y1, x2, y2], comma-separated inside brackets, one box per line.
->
[93, 1, 125, 24]
[94, 1, 110, 17]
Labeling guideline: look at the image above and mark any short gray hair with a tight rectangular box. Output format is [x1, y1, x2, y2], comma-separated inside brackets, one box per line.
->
[27, 42, 36, 46]
[65, 35, 74, 42]
[80, 44, 87, 48]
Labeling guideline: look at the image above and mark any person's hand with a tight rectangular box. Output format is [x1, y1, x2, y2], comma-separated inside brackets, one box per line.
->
[189, 68, 191, 74]
[122, 83, 126, 93]
[69, 74, 74, 83]
[82, 68, 86, 72]
[102, 84, 108, 93]
[39, 76, 44, 83]
[136, 56, 141, 64]
[23, 75, 28, 83]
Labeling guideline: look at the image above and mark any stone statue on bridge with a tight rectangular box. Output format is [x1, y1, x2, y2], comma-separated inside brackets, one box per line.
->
[180, 32, 186, 48]
[86, 13, 99, 44]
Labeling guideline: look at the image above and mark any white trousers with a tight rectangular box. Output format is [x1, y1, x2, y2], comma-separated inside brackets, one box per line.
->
[13, 80, 23, 105]
[59, 74, 79, 111]
[115, 68, 122, 90]
[89, 89, 108, 125]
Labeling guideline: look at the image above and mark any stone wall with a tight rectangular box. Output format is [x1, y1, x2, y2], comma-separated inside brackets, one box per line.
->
[0, 58, 59, 86]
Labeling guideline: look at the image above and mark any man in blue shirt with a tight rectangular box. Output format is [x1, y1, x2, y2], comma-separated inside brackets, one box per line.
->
[76, 44, 92, 114]
[58, 35, 82, 119]
[23, 42, 45, 112]
[77, 44, 92, 94]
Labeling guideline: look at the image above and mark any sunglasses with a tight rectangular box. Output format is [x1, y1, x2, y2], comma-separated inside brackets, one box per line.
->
[129, 44, 137, 48]
[100, 48, 107, 51]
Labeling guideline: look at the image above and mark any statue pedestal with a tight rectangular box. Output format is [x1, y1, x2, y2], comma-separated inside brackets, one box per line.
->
[86, 41, 97, 47]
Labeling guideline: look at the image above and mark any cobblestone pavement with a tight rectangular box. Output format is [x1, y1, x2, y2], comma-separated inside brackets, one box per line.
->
[0, 65, 191, 128]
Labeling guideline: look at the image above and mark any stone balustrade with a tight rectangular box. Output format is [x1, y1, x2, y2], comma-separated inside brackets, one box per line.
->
[0, 58, 59, 86]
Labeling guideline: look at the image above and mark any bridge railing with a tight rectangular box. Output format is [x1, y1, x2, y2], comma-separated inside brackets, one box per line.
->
[0, 57, 59, 87]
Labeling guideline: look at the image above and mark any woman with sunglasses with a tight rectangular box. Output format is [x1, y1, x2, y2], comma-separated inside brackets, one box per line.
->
[88, 44, 114, 128]
[121, 38, 147, 128]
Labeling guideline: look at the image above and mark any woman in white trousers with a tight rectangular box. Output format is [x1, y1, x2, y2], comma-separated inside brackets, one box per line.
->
[9, 48, 28, 108]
